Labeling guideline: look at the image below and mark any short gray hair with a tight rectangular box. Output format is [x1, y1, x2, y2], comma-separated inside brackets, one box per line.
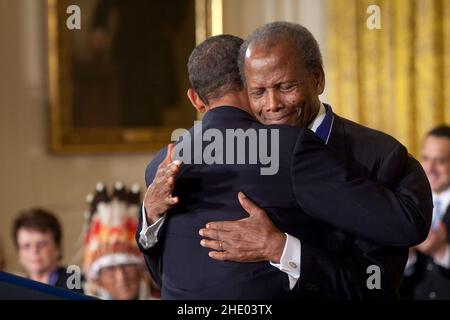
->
[238, 21, 323, 83]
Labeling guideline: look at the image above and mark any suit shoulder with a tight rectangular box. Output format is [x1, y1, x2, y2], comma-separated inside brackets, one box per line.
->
[338, 116, 406, 153]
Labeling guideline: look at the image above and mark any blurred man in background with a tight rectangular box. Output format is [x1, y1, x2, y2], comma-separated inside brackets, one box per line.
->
[402, 125, 450, 299]
[12, 208, 83, 293]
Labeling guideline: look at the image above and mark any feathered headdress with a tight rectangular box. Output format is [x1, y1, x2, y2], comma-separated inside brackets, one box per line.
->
[82, 182, 142, 279]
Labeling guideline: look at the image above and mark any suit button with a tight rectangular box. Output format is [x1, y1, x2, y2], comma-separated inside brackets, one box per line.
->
[288, 261, 298, 269]
[427, 263, 434, 271]
[306, 283, 319, 291]
[429, 292, 437, 299]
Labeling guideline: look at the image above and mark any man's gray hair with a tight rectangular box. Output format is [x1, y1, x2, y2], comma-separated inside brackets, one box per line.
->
[238, 21, 323, 83]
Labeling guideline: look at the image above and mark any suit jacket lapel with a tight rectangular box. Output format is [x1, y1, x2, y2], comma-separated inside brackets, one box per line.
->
[325, 114, 349, 165]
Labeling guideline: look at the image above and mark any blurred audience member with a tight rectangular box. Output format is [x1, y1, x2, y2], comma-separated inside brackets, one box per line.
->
[401, 125, 450, 299]
[12, 208, 83, 293]
[82, 182, 157, 300]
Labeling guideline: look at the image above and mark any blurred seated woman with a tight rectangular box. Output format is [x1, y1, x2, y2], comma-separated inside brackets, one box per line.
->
[12, 208, 83, 293]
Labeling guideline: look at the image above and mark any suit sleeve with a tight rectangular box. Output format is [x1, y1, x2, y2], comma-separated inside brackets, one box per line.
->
[135, 211, 164, 288]
[294, 238, 407, 299]
[291, 129, 433, 247]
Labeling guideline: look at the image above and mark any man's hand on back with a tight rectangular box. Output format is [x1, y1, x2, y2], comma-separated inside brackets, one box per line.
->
[144, 143, 180, 224]
[199, 192, 286, 263]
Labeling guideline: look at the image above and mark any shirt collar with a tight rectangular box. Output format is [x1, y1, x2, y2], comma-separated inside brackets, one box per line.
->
[47, 268, 60, 286]
[433, 186, 450, 213]
[308, 103, 334, 144]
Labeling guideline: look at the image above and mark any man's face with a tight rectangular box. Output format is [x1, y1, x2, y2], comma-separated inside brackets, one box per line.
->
[244, 41, 324, 127]
[421, 135, 450, 193]
[17, 229, 60, 277]
[97, 263, 141, 300]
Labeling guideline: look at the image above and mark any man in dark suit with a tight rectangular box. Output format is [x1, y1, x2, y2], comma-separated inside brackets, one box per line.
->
[138, 30, 432, 299]
[195, 22, 432, 299]
[401, 126, 450, 299]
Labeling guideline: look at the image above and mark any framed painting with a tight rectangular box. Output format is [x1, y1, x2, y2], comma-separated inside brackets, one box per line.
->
[48, 0, 222, 153]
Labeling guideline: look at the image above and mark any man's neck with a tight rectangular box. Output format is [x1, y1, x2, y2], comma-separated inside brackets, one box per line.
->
[29, 266, 58, 284]
[207, 92, 251, 114]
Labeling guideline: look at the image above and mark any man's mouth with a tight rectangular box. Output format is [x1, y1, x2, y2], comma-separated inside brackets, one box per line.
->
[262, 110, 298, 123]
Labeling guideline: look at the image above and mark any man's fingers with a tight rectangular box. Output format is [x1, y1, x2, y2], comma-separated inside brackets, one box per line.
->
[164, 162, 181, 179]
[162, 143, 174, 164]
[167, 143, 176, 162]
[154, 162, 180, 188]
[205, 221, 239, 232]
[199, 227, 231, 241]
[208, 251, 233, 261]
[167, 176, 175, 186]
[164, 196, 179, 205]
[155, 163, 166, 178]
[200, 239, 224, 251]
[237, 192, 264, 217]
[155, 161, 180, 186]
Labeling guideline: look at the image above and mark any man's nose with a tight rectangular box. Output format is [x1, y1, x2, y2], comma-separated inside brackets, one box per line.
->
[265, 90, 282, 112]
[31, 244, 40, 255]
[424, 161, 437, 176]
[115, 268, 126, 282]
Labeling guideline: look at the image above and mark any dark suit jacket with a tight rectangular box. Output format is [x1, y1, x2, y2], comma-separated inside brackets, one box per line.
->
[289, 113, 432, 299]
[137, 106, 432, 299]
[53, 267, 84, 295]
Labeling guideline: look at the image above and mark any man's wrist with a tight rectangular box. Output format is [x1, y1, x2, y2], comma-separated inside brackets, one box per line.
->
[145, 206, 163, 225]
[268, 232, 287, 263]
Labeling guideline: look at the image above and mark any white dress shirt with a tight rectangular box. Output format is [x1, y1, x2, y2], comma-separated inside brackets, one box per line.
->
[431, 188, 450, 268]
[139, 103, 330, 289]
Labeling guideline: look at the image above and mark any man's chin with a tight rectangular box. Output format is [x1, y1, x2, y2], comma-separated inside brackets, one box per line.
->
[432, 182, 448, 193]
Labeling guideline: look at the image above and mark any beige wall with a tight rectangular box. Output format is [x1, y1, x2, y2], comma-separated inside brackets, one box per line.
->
[0, 0, 151, 273]
[0, 0, 327, 274]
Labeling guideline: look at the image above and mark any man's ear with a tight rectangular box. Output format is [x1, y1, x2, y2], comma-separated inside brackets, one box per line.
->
[313, 68, 325, 95]
[187, 88, 207, 113]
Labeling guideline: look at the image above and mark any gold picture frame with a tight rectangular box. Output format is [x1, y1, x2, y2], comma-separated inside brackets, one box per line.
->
[48, 0, 222, 153]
